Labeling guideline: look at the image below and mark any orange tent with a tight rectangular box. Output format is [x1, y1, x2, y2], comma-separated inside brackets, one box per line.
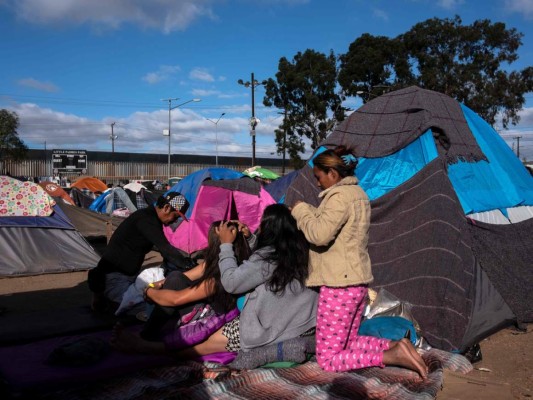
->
[38, 182, 75, 205]
[71, 177, 107, 193]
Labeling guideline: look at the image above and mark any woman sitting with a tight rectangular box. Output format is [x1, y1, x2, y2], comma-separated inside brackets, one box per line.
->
[139, 220, 252, 344]
[112, 204, 318, 360]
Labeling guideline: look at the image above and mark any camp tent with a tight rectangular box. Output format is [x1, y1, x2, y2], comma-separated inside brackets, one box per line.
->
[71, 176, 108, 194]
[284, 86, 533, 352]
[38, 181, 75, 205]
[0, 176, 100, 276]
[164, 168, 276, 255]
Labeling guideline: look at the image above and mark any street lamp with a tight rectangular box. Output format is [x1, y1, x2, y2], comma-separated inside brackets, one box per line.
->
[238, 72, 267, 166]
[206, 112, 225, 166]
[161, 97, 201, 182]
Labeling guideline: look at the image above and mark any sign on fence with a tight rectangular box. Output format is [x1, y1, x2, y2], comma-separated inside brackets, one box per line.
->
[52, 150, 87, 174]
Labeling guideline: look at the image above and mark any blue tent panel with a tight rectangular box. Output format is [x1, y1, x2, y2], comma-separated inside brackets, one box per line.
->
[0, 203, 75, 229]
[447, 105, 533, 214]
[357, 130, 438, 200]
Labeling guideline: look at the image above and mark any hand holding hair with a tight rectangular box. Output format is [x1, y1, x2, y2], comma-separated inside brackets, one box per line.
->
[216, 221, 237, 244]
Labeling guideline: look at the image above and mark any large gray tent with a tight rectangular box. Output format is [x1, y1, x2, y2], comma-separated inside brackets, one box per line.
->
[284, 87, 533, 352]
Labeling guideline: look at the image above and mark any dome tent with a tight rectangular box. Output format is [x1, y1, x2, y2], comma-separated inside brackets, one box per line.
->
[284, 86, 533, 352]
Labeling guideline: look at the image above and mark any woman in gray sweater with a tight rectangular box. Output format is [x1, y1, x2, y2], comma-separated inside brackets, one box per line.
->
[112, 204, 318, 358]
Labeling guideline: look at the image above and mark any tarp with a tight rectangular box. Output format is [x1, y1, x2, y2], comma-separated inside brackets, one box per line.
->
[243, 166, 280, 180]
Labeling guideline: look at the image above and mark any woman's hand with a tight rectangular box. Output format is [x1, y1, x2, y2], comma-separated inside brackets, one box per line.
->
[231, 220, 251, 238]
[216, 221, 237, 244]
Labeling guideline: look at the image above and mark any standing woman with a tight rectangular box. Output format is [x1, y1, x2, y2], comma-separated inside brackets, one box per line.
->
[291, 146, 427, 378]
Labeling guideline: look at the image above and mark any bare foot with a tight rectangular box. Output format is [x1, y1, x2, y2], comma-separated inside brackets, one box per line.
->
[383, 339, 428, 378]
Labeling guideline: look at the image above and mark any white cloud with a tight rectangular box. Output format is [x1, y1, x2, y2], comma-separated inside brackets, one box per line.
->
[437, 0, 464, 10]
[505, 0, 533, 19]
[372, 9, 389, 22]
[189, 68, 215, 82]
[142, 65, 181, 84]
[17, 78, 59, 92]
[4, 0, 216, 33]
[5, 100, 276, 158]
[191, 89, 220, 97]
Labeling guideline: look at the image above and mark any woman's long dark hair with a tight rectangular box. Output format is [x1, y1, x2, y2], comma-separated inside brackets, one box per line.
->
[192, 221, 252, 310]
[256, 204, 309, 294]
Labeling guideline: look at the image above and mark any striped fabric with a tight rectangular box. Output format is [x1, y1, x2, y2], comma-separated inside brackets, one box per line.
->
[44, 349, 471, 400]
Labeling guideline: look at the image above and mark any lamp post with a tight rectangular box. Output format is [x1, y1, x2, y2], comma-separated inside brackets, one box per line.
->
[206, 112, 225, 166]
[238, 72, 267, 167]
[161, 97, 201, 182]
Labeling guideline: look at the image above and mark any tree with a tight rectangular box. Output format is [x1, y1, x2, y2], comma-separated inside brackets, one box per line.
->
[0, 110, 28, 174]
[338, 33, 412, 99]
[263, 49, 345, 165]
[339, 16, 532, 127]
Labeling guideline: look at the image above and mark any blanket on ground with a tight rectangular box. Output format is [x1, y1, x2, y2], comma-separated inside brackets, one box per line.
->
[40, 348, 472, 400]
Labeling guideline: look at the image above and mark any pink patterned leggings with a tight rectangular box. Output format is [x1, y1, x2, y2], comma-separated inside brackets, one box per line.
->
[316, 285, 390, 372]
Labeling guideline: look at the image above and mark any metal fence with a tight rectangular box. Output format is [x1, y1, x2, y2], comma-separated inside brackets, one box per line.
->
[3, 150, 292, 184]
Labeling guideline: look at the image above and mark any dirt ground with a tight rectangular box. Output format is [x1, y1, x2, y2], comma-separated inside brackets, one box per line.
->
[0, 262, 531, 400]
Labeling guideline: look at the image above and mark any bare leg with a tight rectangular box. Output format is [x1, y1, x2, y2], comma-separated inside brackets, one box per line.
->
[382, 338, 428, 378]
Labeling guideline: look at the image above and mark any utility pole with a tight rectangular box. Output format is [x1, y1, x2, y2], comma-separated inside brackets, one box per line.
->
[238, 73, 266, 167]
[110, 122, 117, 184]
[514, 136, 522, 158]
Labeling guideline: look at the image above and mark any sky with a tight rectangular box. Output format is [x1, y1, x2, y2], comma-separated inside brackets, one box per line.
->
[1, 0, 532, 162]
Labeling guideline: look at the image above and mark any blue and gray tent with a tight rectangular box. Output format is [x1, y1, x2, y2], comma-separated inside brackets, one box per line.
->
[285, 86, 533, 352]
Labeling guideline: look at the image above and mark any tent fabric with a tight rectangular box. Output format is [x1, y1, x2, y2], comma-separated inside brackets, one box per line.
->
[323, 86, 486, 163]
[69, 187, 96, 208]
[0, 176, 100, 276]
[447, 105, 533, 215]
[168, 168, 245, 219]
[38, 182, 75, 205]
[55, 201, 125, 240]
[264, 170, 300, 203]
[0, 226, 100, 276]
[367, 159, 478, 351]
[0, 176, 56, 217]
[89, 188, 137, 215]
[0, 201, 74, 229]
[202, 176, 263, 196]
[355, 130, 438, 200]
[123, 182, 146, 193]
[468, 206, 533, 224]
[164, 179, 275, 255]
[71, 177, 108, 193]
[468, 217, 533, 323]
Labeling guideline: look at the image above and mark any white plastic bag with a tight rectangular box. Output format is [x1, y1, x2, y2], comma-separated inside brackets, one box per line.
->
[115, 267, 165, 315]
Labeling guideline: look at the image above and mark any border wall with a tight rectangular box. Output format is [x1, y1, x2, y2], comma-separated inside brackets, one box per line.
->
[3, 149, 293, 183]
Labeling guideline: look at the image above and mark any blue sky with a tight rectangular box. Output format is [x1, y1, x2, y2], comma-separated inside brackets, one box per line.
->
[1, 0, 532, 161]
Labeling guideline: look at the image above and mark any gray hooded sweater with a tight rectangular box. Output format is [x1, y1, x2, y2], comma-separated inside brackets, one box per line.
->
[219, 242, 318, 351]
